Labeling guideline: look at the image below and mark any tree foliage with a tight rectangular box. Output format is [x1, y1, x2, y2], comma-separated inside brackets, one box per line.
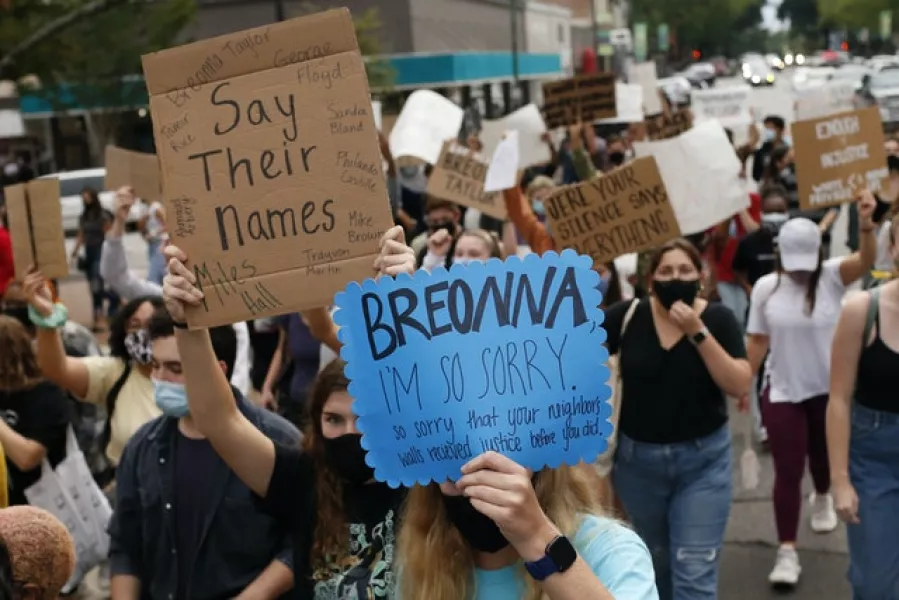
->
[631, 0, 766, 57]
[816, 0, 894, 32]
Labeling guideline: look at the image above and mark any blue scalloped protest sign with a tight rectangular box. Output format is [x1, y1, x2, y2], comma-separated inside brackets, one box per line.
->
[334, 250, 613, 488]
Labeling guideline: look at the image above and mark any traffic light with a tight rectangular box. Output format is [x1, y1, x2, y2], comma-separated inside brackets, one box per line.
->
[692, 49, 701, 60]
[840, 41, 849, 51]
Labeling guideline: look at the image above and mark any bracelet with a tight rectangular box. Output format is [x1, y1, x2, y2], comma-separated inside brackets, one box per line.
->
[28, 303, 68, 329]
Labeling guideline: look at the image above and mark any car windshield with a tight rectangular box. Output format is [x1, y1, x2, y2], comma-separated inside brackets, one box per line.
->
[871, 69, 899, 90]
[57, 176, 106, 197]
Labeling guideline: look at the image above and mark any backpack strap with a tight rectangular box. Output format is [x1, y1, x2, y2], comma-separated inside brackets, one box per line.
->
[100, 362, 133, 455]
[863, 288, 881, 345]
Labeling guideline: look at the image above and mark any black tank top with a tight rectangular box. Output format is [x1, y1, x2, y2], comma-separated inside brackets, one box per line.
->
[856, 295, 899, 414]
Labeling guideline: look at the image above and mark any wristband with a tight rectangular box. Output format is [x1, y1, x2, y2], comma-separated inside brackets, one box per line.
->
[28, 303, 68, 329]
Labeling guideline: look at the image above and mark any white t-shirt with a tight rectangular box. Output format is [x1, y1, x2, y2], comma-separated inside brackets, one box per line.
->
[747, 257, 846, 403]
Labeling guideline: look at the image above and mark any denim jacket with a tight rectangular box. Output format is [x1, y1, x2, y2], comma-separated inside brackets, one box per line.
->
[109, 391, 301, 599]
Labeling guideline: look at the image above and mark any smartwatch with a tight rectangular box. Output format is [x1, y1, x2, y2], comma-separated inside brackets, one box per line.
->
[524, 535, 577, 581]
[691, 326, 710, 346]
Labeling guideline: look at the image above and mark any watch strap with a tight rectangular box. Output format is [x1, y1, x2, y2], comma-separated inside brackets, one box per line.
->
[524, 535, 577, 581]
[691, 326, 710, 345]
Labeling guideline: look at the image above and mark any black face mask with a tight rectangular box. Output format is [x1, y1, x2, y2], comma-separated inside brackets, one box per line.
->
[608, 151, 626, 167]
[652, 278, 701, 310]
[429, 220, 454, 235]
[442, 495, 509, 553]
[888, 154, 899, 173]
[322, 434, 374, 485]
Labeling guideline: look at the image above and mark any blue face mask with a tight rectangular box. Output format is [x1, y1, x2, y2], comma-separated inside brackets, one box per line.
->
[532, 200, 546, 216]
[153, 379, 190, 418]
[782, 135, 792, 147]
[763, 129, 776, 142]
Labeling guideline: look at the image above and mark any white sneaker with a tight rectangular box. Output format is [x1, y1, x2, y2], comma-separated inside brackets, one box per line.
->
[810, 492, 839, 533]
[769, 546, 802, 588]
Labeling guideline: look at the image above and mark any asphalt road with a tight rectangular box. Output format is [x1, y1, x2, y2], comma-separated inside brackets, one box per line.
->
[59, 72, 854, 599]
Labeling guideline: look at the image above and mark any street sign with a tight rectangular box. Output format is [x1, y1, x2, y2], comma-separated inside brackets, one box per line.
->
[657, 24, 669, 53]
[634, 22, 648, 61]
[880, 10, 892, 39]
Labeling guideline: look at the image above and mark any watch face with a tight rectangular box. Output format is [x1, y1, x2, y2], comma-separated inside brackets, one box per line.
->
[547, 536, 578, 573]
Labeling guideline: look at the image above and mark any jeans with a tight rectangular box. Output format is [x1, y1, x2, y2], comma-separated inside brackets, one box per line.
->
[146, 238, 165, 285]
[613, 425, 732, 600]
[847, 404, 899, 600]
[762, 392, 830, 542]
[716, 281, 748, 331]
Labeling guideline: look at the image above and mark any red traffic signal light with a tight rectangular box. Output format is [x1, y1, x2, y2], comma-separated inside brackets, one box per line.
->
[840, 41, 849, 51]
[692, 49, 701, 59]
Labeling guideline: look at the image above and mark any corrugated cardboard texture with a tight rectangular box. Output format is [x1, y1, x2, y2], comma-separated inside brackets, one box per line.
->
[5, 179, 68, 279]
[542, 73, 617, 129]
[105, 145, 162, 202]
[141, 8, 393, 328]
[793, 107, 890, 210]
[426, 141, 506, 219]
[543, 156, 680, 264]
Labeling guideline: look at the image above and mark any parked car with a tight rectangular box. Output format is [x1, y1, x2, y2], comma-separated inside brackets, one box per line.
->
[680, 63, 716, 88]
[859, 67, 899, 125]
[867, 55, 899, 72]
[708, 56, 730, 77]
[40, 168, 144, 235]
[791, 66, 835, 93]
[742, 57, 776, 86]
[656, 76, 692, 107]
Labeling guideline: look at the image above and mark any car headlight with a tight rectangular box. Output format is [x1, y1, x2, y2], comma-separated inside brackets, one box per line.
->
[767, 74, 775, 82]
[785, 54, 794, 65]
[752, 75, 761, 84]
[796, 54, 805, 65]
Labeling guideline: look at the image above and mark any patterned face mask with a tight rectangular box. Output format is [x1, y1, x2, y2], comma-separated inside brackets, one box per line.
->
[124, 330, 153, 365]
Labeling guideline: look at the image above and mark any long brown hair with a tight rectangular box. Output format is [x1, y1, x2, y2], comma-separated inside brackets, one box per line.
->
[303, 358, 351, 576]
[0, 316, 43, 392]
[398, 466, 601, 600]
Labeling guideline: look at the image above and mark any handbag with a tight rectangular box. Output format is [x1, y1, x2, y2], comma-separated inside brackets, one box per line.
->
[25, 425, 113, 587]
[595, 299, 640, 478]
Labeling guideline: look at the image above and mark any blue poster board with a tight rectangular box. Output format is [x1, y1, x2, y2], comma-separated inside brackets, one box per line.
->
[334, 250, 613, 488]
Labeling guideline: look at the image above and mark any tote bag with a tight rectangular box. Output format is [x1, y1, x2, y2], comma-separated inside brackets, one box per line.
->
[595, 299, 640, 478]
[25, 425, 113, 573]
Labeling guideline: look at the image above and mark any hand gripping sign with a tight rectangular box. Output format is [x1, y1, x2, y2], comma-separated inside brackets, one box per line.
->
[334, 250, 613, 488]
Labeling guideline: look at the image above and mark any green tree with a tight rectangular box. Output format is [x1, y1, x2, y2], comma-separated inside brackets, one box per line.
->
[631, 0, 765, 58]
[2, 0, 196, 156]
[817, 0, 893, 32]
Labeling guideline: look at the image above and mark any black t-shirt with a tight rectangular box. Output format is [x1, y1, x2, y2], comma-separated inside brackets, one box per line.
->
[0, 380, 70, 505]
[173, 432, 222, 599]
[732, 229, 777, 287]
[260, 444, 406, 599]
[604, 299, 747, 444]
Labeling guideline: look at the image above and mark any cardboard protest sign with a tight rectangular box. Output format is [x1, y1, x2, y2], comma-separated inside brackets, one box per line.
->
[4, 179, 68, 279]
[633, 121, 749, 235]
[334, 250, 613, 487]
[426, 142, 506, 219]
[793, 107, 889, 210]
[543, 157, 680, 264]
[141, 9, 394, 328]
[479, 104, 551, 169]
[691, 86, 752, 128]
[795, 81, 857, 120]
[596, 83, 644, 124]
[104, 145, 162, 202]
[643, 109, 693, 141]
[542, 73, 616, 129]
[389, 90, 464, 165]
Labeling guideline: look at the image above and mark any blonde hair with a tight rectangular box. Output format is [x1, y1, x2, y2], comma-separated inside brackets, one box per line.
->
[526, 176, 555, 197]
[397, 465, 601, 600]
[456, 229, 503, 259]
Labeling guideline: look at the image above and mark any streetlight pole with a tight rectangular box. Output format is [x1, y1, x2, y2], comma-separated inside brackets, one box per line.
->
[274, 0, 285, 22]
[510, 0, 519, 84]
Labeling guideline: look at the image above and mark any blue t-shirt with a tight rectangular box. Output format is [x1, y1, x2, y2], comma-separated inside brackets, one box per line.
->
[399, 515, 657, 599]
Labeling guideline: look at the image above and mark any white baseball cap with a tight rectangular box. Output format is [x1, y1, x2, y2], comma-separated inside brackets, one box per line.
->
[777, 217, 821, 271]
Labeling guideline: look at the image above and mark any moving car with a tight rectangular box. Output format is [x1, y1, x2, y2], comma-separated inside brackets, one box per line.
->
[656, 76, 692, 107]
[680, 62, 716, 88]
[791, 66, 835, 93]
[40, 168, 143, 235]
[859, 67, 899, 126]
[742, 57, 776, 86]
[766, 53, 785, 71]
[784, 52, 806, 66]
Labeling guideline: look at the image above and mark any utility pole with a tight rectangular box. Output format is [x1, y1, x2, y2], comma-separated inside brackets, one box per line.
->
[510, 0, 519, 85]
[589, 0, 599, 56]
[274, 0, 285, 22]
